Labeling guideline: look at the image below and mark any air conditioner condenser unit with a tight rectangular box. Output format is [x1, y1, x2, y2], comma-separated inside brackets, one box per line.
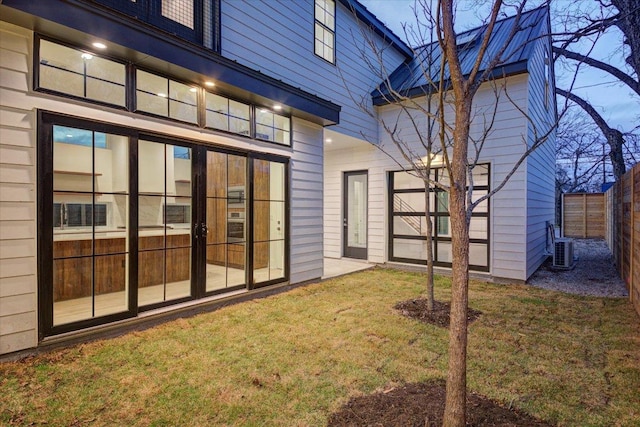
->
[553, 238, 575, 269]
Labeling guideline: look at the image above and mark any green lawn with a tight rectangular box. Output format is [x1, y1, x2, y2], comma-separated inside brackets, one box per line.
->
[2, 268, 639, 426]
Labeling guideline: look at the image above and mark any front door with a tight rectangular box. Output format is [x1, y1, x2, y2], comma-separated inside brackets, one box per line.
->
[343, 171, 368, 259]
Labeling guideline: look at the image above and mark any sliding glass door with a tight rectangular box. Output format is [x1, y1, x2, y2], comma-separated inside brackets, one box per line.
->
[39, 113, 289, 337]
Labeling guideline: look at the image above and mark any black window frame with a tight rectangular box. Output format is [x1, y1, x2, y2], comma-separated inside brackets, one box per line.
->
[34, 35, 130, 112]
[34, 36, 294, 148]
[314, 0, 336, 65]
[254, 105, 292, 147]
[388, 165, 491, 272]
[89, 0, 207, 46]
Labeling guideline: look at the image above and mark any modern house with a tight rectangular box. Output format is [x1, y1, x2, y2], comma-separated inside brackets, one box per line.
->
[0, 0, 555, 358]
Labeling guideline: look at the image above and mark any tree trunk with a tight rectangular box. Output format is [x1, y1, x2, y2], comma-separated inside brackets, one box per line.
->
[442, 98, 472, 427]
[607, 129, 626, 179]
[424, 187, 435, 311]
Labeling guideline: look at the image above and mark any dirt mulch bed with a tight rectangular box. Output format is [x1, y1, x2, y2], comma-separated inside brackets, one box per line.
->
[327, 380, 553, 427]
[394, 299, 482, 328]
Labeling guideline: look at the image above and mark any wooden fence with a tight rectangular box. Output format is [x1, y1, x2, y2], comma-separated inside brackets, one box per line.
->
[562, 193, 605, 238]
[605, 163, 640, 318]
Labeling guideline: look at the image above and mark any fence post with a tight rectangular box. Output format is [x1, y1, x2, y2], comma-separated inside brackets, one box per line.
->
[582, 194, 587, 238]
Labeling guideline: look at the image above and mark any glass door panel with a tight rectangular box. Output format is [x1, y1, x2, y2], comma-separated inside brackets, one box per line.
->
[204, 151, 247, 293]
[252, 159, 285, 285]
[343, 171, 368, 259]
[52, 126, 129, 326]
[138, 140, 192, 307]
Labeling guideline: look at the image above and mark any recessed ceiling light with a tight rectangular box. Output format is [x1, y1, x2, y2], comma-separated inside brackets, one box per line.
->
[92, 42, 107, 49]
[273, 105, 282, 110]
[81, 53, 93, 60]
[205, 81, 215, 87]
[325, 138, 332, 143]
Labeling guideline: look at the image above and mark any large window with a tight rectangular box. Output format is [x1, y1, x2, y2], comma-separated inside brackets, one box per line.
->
[314, 0, 336, 63]
[252, 159, 286, 284]
[389, 165, 490, 271]
[37, 38, 292, 147]
[205, 92, 251, 135]
[255, 108, 291, 145]
[138, 140, 193, 307]
[39, 114, 290, 337]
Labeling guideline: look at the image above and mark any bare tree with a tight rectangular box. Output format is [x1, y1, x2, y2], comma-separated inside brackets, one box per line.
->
[556, 108, 610, 193]
[347, 3, 452, 312]
[554, 0, 640, 179]
[347, 1, 559, 425]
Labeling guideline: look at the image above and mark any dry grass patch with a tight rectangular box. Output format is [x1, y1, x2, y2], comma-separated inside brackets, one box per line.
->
[1, 268, 639, 426]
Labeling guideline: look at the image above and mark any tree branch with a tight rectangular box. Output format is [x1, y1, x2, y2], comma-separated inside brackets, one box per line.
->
[553, 46, 640, 96]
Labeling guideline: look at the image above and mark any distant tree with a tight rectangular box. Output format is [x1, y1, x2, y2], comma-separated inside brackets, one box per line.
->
[556, 108, 608, 194]
[554, 0, 640, 179]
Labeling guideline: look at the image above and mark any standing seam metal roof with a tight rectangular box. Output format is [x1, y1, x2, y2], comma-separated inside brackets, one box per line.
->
[372, 6, 550, 105]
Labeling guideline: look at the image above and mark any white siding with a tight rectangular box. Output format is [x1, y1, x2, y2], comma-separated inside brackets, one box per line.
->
[290, 119, 324, 283]
[525, 36, 556, 278]
[324, 140, 388, 262]
[0, 23, 38, 355]
[220, 0, 407, 142]
[325, 75, 532, 281]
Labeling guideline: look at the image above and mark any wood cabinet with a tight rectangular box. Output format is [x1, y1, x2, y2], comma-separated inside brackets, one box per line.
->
[53, 233, 191, 302]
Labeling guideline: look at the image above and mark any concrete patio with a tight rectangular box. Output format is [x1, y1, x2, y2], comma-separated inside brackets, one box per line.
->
[323, 257, 373, 279]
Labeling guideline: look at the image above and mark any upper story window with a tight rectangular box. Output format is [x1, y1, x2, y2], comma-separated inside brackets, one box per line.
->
[89, 0, 218, 48]
[205, 92, 251, 136]
[38, 39, 126, 107]
[136, 70, 199, 124]
[37, 38, 292, 147]
[314, 0, 335, 64]
[256, 108, 291, 146]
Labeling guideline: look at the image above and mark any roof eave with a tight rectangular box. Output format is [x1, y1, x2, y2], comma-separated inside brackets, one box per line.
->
[338, 0, 413, 59]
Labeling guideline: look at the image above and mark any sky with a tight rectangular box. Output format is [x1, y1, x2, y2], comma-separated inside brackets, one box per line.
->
[358, 0, 638, 133]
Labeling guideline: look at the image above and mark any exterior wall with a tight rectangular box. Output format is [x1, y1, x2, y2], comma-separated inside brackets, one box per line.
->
[325, 75, 532, 281]
[220, 0, 407, 142]
[475, 76, 529, 281]
[525, 36, 556, 278]
[0, 22, 325, 355]
[290, 119, 324, 283]
[0, 23, 37, 355]
[324, 140, 385, 262]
